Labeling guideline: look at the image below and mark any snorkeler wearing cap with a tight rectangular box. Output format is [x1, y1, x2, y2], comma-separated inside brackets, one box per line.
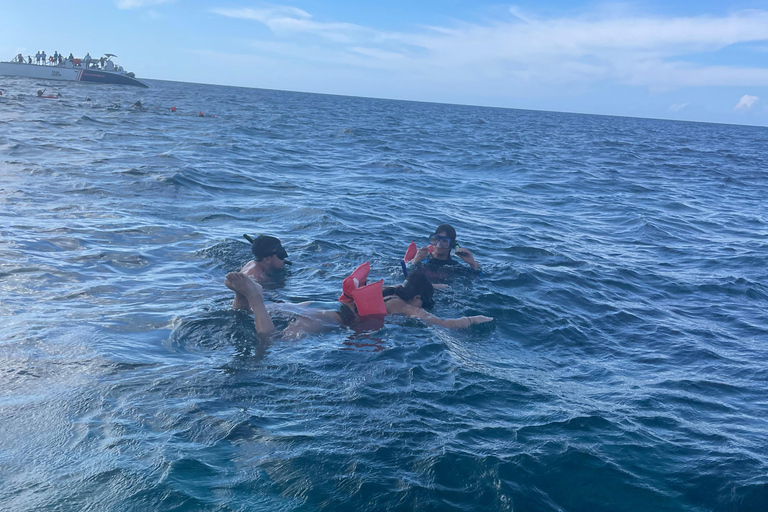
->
[407, 224, 481, 280]
[231, 234, 290, 310]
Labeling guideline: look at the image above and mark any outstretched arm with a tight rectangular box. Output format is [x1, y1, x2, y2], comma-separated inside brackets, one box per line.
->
[398, 303, 492, 329]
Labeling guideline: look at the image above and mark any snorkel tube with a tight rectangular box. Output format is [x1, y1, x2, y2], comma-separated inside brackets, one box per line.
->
[401, 241, 418, 278]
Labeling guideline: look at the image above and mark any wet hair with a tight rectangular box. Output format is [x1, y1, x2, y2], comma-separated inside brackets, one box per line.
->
[383, 271, 435, 310]
[434, 223, 457, 248]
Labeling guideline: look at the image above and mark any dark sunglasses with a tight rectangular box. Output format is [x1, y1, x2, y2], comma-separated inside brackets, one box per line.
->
[272, 246, 288, 260]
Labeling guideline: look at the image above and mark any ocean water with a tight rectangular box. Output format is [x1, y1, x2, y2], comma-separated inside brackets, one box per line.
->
[0, 76, 767, 512]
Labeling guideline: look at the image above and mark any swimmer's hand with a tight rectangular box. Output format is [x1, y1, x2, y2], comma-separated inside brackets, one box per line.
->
[411, 246, 432, 264]
[468, 315, 493, 325]
[455, 247, 480, 270]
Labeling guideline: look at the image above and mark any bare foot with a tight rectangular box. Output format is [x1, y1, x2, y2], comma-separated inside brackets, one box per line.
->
[226, 272, 264, 305]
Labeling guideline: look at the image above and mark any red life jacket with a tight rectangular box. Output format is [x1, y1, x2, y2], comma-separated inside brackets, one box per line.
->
[338, 262, 387, 316]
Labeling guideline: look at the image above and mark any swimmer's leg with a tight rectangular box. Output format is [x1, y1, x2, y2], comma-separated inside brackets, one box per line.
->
[282, 309, 343, 339]
[225, 272, 275, 340]
[232, 290, 250, 310]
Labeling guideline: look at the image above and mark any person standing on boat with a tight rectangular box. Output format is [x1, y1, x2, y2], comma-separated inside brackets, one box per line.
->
[53, 51, 58, 63]
[67, 53, 74, 63]
[84, 52, 92, 68]
[41, 51, 46, 65]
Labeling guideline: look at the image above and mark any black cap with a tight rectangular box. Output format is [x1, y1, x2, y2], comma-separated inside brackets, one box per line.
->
[243, 234, 290, 263]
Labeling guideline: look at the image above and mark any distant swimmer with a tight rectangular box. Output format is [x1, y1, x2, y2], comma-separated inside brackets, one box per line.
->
[231, 235, 290, 310]
[36, 90, 60, 99]
[224, 266, 492, 341]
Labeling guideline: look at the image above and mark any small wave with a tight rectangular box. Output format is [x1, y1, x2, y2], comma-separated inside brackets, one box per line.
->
[116, 167, 149, 176]
[198, 240, 252, 270]
[76, 115, 111, 125]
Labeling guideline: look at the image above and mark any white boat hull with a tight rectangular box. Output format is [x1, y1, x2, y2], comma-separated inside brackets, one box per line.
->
[0, 61, 148, 88]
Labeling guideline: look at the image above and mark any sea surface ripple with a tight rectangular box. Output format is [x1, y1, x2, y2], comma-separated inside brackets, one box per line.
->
[0, 77, 767, 511]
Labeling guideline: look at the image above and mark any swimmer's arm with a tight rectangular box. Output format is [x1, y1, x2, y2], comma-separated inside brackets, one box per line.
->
[455, 248, 481, 270]
[410, 246, 431, 265]
[399, 304, 492, 329]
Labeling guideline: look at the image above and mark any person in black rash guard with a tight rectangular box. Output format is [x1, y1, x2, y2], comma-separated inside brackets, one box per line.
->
[408, 223, 481, 281]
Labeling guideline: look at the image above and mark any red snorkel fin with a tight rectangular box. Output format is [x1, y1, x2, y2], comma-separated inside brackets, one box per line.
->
[403, 242, 418, 263]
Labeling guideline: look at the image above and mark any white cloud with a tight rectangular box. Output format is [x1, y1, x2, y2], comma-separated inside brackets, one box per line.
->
[734, 94, 759, 110]
[509, 6, 533, 24]
[116, 0, 175, 9]
[211, 7, 378, 43]
[670, 103, 689, 112]
[210, 6, 311, 24]
[211, 5, 768, 92]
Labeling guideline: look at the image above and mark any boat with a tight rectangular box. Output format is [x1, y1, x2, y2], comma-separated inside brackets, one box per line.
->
[0, 53, 148, 88]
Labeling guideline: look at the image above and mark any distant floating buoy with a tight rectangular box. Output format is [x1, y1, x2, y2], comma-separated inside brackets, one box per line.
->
[170, 106, 176, 112]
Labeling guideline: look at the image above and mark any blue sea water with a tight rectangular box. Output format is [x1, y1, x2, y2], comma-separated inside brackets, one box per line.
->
[0, 76, 767, 512]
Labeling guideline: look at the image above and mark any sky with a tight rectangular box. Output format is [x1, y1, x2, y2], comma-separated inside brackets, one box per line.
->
[3, 1, 768, 125]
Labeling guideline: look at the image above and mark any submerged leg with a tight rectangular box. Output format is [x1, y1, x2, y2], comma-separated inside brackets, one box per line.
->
[225, 272, 275, 339]
[282, 309, 343, 339]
